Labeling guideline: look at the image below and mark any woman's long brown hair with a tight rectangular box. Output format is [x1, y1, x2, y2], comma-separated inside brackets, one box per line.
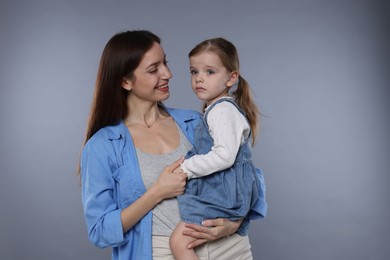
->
[189, 38, 260, 145]
[78, 30, 160, 175]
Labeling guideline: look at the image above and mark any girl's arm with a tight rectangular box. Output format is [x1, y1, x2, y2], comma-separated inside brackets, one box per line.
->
[181, 102, 250, 179]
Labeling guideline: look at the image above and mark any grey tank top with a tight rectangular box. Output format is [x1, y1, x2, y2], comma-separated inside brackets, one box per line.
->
[135, 122, 193, 236]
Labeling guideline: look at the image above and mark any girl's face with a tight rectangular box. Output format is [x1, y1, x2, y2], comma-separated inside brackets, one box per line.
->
[189, 51, 236, 106]
[122, 42, 172, 103]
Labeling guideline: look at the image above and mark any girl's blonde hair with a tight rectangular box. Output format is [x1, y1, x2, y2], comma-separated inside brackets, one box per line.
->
[189, 38, 260, 144]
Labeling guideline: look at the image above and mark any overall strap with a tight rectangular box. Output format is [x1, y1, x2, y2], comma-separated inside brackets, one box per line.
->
[203, 97, 252, 141]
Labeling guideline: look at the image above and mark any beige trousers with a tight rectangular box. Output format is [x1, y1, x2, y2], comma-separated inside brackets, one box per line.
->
[152, 233, 253, 260]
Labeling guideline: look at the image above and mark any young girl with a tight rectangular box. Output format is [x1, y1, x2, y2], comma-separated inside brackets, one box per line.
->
[170, 38, 261, 259]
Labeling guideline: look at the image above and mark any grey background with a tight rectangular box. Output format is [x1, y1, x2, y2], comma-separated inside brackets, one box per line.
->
[0, 0, 389, 259]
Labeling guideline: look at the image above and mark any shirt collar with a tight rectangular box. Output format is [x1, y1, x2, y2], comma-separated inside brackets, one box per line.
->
[102, 107, 200, 140]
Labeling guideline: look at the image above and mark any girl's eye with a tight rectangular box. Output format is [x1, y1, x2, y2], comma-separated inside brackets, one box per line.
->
[206, 70, 215, 75]
[190, 69, 198, 75]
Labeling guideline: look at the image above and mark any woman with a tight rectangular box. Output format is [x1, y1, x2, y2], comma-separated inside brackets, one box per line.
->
[80, 30, 267, 259]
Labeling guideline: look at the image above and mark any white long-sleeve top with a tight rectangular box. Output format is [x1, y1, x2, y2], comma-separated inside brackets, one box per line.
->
[181, 98, 250, 179]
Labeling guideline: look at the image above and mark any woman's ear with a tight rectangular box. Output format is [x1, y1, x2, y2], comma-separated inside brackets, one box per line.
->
[121, 77, 132, 91]
[227, 71, 240, 87]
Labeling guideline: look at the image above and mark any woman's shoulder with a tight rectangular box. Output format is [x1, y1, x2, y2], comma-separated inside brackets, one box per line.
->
[164, 106, 202, 119]
[84, 122, 125, 149]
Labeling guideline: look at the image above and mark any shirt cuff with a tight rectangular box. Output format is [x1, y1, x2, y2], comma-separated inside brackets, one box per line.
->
[181, 162, 194, 179]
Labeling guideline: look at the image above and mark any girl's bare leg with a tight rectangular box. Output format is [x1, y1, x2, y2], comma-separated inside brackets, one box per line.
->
[170, 221, 199, 260]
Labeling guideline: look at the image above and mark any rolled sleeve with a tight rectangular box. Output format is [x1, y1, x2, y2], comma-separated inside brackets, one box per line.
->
[81, 139, 127, 248]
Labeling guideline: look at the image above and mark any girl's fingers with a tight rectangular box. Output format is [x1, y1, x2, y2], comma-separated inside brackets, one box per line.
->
[165, 157, 184, 172]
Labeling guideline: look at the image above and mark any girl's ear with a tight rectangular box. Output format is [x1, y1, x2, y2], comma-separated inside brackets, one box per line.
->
[121, 77, 132, 91]
[227, 71, 240, 87]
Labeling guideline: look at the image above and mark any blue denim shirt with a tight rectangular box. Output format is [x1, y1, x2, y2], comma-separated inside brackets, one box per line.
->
[81, 107, 267, 260]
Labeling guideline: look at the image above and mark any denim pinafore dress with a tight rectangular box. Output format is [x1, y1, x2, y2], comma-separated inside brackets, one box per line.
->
[177, 98, 260, 236]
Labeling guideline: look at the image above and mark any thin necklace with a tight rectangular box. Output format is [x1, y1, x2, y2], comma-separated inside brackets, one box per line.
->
[145, 114, 159, 128]
[126, 113, 160, 128]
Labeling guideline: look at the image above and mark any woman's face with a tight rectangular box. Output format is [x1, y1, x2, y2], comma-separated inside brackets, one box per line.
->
[124, 42, 172, 103]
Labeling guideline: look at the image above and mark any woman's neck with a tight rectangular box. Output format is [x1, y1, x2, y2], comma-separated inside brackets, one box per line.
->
[125, 102, 161, 128]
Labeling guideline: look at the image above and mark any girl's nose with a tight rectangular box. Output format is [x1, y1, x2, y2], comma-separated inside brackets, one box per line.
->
[195, 75, 204, 83]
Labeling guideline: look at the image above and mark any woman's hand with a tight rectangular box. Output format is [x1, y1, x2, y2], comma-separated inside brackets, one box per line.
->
[182, 218, 243, 249]
[120, 158, 186, 233]
[152, 158, 187, 201]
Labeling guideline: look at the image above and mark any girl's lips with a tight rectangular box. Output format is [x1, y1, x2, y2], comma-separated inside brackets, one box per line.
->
[195, 87, 206, 91]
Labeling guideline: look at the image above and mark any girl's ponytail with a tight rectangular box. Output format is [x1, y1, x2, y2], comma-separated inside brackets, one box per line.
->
[233, 75, 259, 145]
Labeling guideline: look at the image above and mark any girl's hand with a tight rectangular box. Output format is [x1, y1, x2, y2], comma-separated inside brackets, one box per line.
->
[152, 158, 187, 200]
[182, 218, 243, 249]
[172, 166, 185, 174]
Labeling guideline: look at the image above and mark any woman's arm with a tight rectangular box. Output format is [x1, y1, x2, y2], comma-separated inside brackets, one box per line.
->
[182, 218, 243, 249]
[120, 159, 187, 232]
[181, 168, 268, 249]
[82, 139, 186, 246]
